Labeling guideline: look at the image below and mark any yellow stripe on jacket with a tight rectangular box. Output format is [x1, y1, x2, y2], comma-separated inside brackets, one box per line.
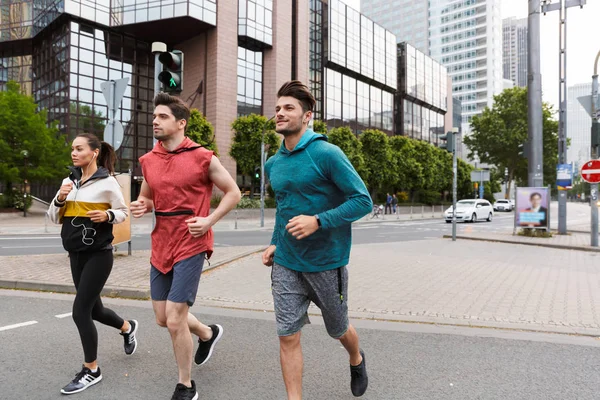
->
[61, 201, 111, 218]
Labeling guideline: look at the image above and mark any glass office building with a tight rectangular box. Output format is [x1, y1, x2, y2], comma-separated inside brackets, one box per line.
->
[397, 42, 448, 145]
[310, 0, 396, 134]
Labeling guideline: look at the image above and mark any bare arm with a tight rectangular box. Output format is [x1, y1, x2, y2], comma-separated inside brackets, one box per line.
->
[207, 156, 241, 225]
[185, 156, 241, 237]
[130, 179, 154, 218]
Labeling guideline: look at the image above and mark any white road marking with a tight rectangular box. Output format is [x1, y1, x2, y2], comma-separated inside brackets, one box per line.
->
[0, 237, 60, 240]
[1, 245, 61, 249]
[0, 321, 38, 332]
[55, 312, 72, 319]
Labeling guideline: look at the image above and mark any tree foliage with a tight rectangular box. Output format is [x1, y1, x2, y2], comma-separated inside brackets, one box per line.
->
[186, 109, 218, 155]
[358, 129, 392, 197]
[312, 120, 328, 134]
[229, 113, 280, 176]
[464, 87, 559, 190]
[0, 81, 70, 196]
[328, 126, 366, 181]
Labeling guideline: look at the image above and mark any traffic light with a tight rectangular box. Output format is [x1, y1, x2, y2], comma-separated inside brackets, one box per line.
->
[591, 122, 600, 147]
[158, 50, 184, 93]
[517, 141, 530, 158]
[438, 132, 455, 153]
[254, 166, 260, 180]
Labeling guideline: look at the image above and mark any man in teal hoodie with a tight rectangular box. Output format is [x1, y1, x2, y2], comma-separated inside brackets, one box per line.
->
[263, 81, 373, 399]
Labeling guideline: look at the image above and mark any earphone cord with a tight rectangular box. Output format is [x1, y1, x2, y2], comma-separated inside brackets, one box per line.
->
[70, 155, 98, 246]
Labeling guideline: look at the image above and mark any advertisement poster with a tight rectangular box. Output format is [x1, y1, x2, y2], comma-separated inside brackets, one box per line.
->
[516, 187, 549, 229]
[556, 164, 573, 191]
[112, 173, 131, 246]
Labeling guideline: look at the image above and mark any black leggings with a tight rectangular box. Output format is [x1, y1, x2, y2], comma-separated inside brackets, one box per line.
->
[69, 250, 124, 363]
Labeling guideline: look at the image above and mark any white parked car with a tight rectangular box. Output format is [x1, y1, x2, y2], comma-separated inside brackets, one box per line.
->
[493, 199, 513, 212]
[445, 199, 494, 223]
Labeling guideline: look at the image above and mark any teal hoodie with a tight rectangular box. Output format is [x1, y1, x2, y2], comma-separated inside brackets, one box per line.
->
[265, 129, 372, 272]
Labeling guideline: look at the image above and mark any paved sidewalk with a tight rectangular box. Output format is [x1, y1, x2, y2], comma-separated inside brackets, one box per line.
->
[194, 239, 600, 336]
[0, 245, 265, 299]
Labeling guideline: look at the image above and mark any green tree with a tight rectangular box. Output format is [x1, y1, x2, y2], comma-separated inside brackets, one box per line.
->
[358, 129, 392, 198]
[388, 135, 423, 195]
[229, 114, 280, 192]
[463, 87, 559, 191]
[312, 120, 328, 134]
[186, 109, 218, 155]
[328, 126, 367, 181]
[457, 159, 475, 199]
[69, 102, 106, 137]
[0, 81, 70, 207]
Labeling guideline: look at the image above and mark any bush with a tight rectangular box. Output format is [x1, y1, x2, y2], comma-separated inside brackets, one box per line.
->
[1, 189, 32, 211]
[396, 192, 409, 203]
[237, 196, 260, 209]
[414, 190, 441, 206]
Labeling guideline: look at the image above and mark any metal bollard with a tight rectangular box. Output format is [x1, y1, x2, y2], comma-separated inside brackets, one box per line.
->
[432, 205, 435, 218]
[410, 206, 413, 219]
[421, 205, 424, 218]
[234, 209, 238, 230]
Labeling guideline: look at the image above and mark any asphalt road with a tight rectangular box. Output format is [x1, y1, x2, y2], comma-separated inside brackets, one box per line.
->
[1, 290, 599, 400]
[0, 213, 516, 256]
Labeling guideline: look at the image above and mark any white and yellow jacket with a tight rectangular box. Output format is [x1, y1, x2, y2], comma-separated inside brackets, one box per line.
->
[47, 166, 128, 252]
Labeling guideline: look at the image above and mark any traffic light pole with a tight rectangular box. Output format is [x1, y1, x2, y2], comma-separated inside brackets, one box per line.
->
[151, 42, 166, 231]
[452, 133, 457, 242]
[542, 0, 586, 235]
[590, 50, 599, 247]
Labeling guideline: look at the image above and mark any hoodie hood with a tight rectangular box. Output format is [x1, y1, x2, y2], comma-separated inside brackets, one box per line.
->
[152, 137, 203, 157]
[280, 129, 327, 155]
[68, 165, 110, 186]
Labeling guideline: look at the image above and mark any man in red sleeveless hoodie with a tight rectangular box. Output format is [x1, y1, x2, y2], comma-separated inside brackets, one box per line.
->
[130, 93, 240, 400]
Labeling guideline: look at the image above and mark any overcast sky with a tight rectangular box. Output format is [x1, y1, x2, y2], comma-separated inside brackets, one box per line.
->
[343, 0, 600, 110]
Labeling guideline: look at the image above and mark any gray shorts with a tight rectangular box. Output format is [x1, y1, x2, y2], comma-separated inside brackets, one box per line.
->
[271, 263, 349, 338]
[150, 252, 205, 307]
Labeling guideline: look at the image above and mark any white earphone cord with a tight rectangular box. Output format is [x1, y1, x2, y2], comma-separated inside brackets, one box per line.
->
[70, 153, 98, 246]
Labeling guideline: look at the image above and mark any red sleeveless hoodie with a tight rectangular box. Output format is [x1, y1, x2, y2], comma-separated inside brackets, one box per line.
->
[140, 137, 213, 273]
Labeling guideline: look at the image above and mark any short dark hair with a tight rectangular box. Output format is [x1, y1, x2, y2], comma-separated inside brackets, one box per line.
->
[153, 92, 190, 126]
[277, 80, 316, 113]
[530, 192, 542, 200]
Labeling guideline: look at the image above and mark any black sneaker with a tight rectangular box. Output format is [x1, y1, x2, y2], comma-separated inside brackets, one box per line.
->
[350, 350, 368, 397]
[120, 319, 138, 355]
[194, 324, 223, 366]
[60, 365, 102, 395]
[171, 380, 198, 400]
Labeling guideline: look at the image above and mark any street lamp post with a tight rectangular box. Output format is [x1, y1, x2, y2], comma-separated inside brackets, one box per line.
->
[260, 115, 275, 228]
[21, 150, 29, 217]
[504, 167, 509, 199]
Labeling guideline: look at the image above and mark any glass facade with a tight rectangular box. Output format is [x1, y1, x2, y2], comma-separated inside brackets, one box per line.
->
[311, 0, 395, 134]
[397, 43, 448, 144]
[111, 0, 216, 26]
[237, 46, 263, 116]
[0, 0, 33, 42]
[238, 0, 272, 49]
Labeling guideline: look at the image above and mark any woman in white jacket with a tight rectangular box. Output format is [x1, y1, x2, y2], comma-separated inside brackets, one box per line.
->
[48, 133, 139, 395]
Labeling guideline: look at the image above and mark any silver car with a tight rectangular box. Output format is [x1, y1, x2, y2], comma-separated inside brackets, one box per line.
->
[445, 199, 494, 223]
[493, 199, 513, 212]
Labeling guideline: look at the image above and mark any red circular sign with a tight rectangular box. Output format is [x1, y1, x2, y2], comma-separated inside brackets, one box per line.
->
[581, 160, 600, 183]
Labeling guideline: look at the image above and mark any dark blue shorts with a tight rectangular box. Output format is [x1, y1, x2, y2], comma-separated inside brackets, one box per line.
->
[150, 252, 205, 307]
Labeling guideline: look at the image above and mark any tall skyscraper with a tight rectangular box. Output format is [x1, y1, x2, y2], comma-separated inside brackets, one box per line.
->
[363, 0, 503, 134]
[361, 0, 429, 53]
[429, 0, 503, 132]
[567, 83, 593, 169]
[503, 17, 528, 88]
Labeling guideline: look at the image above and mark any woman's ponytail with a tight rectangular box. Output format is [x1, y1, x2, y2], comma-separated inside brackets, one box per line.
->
[99, 141, 116, 175]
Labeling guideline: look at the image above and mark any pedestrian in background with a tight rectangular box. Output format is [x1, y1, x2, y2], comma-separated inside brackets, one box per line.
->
[263, 81, 372, 399]
[392, 194, 398, 214]
[48, 133, 137, 395]
[384, 193, 392, 214]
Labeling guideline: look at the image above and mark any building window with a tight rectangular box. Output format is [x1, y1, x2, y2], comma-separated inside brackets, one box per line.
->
[237, 46, 263, 116]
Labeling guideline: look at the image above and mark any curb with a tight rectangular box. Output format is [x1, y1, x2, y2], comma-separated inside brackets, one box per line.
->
[0, 247, 267, 299]
[443, 235, 600, 252]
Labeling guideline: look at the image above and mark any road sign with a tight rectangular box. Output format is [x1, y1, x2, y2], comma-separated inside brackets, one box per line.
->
[100, 78, 129, 151]
[581, 159, 600, 183]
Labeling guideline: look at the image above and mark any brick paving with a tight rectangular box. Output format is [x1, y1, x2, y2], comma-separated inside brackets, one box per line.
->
[195, 239, 600, 335]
